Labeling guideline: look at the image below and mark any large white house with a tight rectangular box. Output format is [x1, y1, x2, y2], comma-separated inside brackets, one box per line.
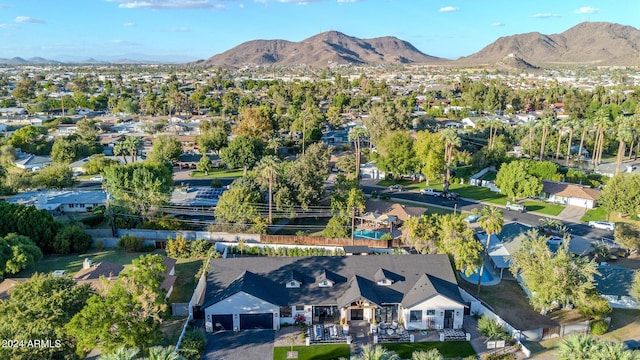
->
[202, 254, 466, 332]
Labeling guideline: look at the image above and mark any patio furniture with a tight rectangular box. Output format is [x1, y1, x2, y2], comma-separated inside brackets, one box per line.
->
[314, 325, 323, 340]
[391, 321, 398, 330]
[387, 329, 394, 336]
[397, 328, 404, 335]
[330, 325, 338, 338]
[380, 322, 387, 330]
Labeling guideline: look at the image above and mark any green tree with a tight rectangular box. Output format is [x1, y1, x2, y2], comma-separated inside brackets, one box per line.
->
[196, 154, 212, 175]
[0, 233, 43, 275]
[323, 216, 350, 239]
[437, 214, 483, 276]
[148, 135, 183, 164]
[32, 163, 75, 189]
[220, 135, 264, 172]
[414, 130, 445, 186]
[352, 344, 400, 360]
[8, 125, 51, 155]
[363, 101, 411, 145]
[348, 126, 369, 179]
[511, 229, 599, 314]
[52, 225, 93, 254]
[254, 155, 281, 224]
[0, 274, 93, 359]
[632, 272, 640, 302]
[441, 128, 461, 192]
[0, 202, 60, 253]
[214, 179, 261, 225]
[376, 131, 416, 179]
[495, 160, 543, 201]
[83, 154, 120, 175]
[104, 162, 173, 219]
[66, 254, 169, 356]
[100, 346, 140, 360]
[0, 144, 17, 164]
[196, 119, 228, 154]
[286, 143, 330, 210]
[614, 223, 640, 253]
[477, 206, 504, 296]
[233, 107, 274, 142]
[599, 173, 640, 217]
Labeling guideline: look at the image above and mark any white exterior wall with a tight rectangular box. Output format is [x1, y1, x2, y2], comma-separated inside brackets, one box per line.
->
[279, 305, 310, 326]
[204, 292, 279, 331]
[603, 295, 640, 309]
[61, 203, 103, 213]
[402, 295, 464, 330]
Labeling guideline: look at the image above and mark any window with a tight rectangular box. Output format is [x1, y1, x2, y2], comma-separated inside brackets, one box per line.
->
[409, 310, 422, 322]
[375, 305, 398, 323]
[286, 280, 300, 288]
[280, 306, 292, 318]
[426, 309, 436, 316]
[68, 204, 75, 208]
[319, 280, 333, 287]
[294, 305, 304, 312]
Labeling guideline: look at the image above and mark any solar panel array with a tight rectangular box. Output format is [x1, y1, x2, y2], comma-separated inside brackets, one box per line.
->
[195, 188, 226, 200]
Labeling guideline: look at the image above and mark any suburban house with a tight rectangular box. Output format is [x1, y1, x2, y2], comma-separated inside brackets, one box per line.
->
[202, 254, 467, 333]
[7, 190, 107, 214]
[13, 153, 52, 171]
[73, 257, 177, 298]
[360, 162, 385, 180]
[0, 278, 27, 300]
[540, 180, 601, 209]
[594, 265, 640, 309]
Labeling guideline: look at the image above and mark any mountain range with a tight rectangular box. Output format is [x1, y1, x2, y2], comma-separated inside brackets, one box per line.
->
[3, 22, 640, 68]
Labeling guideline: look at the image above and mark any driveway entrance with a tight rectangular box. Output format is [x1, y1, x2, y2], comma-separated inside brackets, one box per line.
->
[203, 329, 275, 360]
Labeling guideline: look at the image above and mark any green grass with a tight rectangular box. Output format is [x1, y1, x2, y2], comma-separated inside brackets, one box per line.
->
[376, 179, 423, 190]
[581, 207, 609, 222]
[18, 249, 165, 277]
[169, 258, 204, 303]
[190, 168, 244, 179]
[482, 171, 497, 182]
[522, 200, 565, 216]
[393, 200, 454, 215]
[383, 341, 476, 358]
[273, 344, 350, 360]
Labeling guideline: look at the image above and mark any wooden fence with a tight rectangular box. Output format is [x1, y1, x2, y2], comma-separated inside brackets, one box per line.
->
[260, 234, 402, 249]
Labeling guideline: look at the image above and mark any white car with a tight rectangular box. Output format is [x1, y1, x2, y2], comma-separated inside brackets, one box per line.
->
[588, 221, 615, 231]
[89, 175, 104, 182]
[547, 236, 564, 245]
[463, 215, 480, 224]
[420, 188, 442, 197]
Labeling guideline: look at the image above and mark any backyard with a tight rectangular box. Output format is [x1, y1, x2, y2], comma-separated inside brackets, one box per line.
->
[273, 344, 350, 360]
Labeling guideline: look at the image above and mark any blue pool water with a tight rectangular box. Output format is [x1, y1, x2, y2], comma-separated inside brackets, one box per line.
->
[354, 229, 385, 239]
[460, 268, 495, 284]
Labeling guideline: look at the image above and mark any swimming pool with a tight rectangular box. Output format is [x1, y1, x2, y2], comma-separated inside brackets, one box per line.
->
[460, 266, 495, 284]
[354, 229, 385, 239]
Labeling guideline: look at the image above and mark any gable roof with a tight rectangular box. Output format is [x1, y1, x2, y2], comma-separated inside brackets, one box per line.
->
[374, 268, 405, 283]
[497, 222, 533, 255]
[0, 278, 28, 300]
[542, 180, 601, 200]
[364, 200, 425, 222]
[595, 266, 637, 297]
[73, 261, 124, 281]
[402, 274, 466, 308]
[202, 254, 462, 310]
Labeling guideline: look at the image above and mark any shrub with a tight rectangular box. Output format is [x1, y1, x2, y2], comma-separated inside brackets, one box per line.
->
[578, 294, 611, 320]
[483, 354, 516, 360]
[95, 238, 104, 251]
[380, 233, 393, 241]
[81, 214, 105, 227]
[166, 235, 190, 258]
[117, 234, 144, 252]
[178, 329, 205, 360]
[190, 238, 212, 258]
[53, 225, 92, 254]
[478, 315, 510, 340]
[590, 319, 608, 335]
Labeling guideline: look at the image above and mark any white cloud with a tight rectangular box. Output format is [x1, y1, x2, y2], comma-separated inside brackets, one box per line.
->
[439, 6, 459, 13]
[14, 16, 45, 24]
[238, 3, 245, 8]
[123, 22, 136, 27]
[107, 0, 225, 9]
[491, 22, 504, 27]
[575, 6, 599, 14]
[110, 40, 139, 46]
[0, 23, 19, 29]
[530, 13, 561, 19]
[165, 27, 191, 32]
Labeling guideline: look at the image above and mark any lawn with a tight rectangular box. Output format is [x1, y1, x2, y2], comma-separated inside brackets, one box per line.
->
[273, 344, 350, 360]
[600, 308, 640, 343]
[273, 217, 331, 236]
[376, 179, 423, 190]
[169, 258, 204, 303]
[18, 249, 165, 277]
[458, 278, 557, 331]
[392, 200, 454, 215]
[522, 200, 565, 216]
[159, 316, 188, 347]
[383, 341, 476, 358]
[581, 207, 609, 222]
[190, 168, 244, 179]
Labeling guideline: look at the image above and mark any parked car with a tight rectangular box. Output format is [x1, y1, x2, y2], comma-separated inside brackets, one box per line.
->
[420, 188, 442, 197]
[388, 184, 405, 192]
[443, 191, 459, 200]
[505, 201, 526, 213]
[463, 214, 480, 224]
[588, 221, 615, 231]
[547, 236, 564, 245]
[89, 175, 104, 182]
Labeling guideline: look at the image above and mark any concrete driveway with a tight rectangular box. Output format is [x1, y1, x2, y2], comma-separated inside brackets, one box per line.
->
[203, 330, 275, 360]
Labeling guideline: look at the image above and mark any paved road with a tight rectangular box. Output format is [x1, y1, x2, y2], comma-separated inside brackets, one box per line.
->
[203, 330, 275, 360]
[361, 185, 615, 243]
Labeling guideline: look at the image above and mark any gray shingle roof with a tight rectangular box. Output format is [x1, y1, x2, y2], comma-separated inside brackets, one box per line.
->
[402, 274, 466, 308]
[202, 254, 464, 309]
[595, 266, 637, 297]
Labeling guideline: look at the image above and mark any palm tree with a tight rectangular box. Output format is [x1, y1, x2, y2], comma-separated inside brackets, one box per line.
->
[113, 140, 128, 164]
[539, 218, 561, 236]
[441, 128, 461, 193]
[99, 346, 140, 360]
[411, 349, 443, 360]
[591, 108, 611, 167]
[477, 206, 504, 297]
[576, 116, 591, 166]
[555, 334, 597, 360]
[353, 345, 400, 360]
[255, 155, 280, 224]
[564, 118, 577, 166]
[615, 114, 634, 174]
[537, 113, 555, 160]
[349, 126, 369, 180]
[145, 346, 186, 360]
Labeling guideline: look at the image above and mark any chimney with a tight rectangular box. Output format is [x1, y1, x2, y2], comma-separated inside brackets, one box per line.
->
[82, 258, 93, 269]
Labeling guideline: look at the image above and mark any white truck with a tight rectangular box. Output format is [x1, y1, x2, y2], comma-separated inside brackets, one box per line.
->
[420, 188, 442, 197]
[505, 201, 526, 213]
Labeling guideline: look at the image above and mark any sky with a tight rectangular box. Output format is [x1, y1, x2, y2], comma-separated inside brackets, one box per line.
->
[0, 0, 639, 62]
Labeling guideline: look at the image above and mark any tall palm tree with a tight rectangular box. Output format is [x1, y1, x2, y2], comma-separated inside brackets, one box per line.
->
[537, 114, 555, 160]
[255, 155, 280, 224]
[576, 116, 591, 166]
[353, 345, 400, 360]
[145, 346, 186, 360]
[591, 108, 611, 167]
[113, 140, 128, 164]
[441, 128, 460, 193]
[99, 346, 140, 360]
[615, 114, 634, 174]
[411, 349, 443, 360]
[564, 118, 577, 166]
[121, 135, 143, 163]
[349, 126, 369, 180]
[477, 206, 504, 297]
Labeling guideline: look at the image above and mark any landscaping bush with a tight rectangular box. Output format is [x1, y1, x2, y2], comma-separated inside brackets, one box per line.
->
[95, 238, 104, 251]
[590, 319, 609, 335]
[117, 234, 144, 252]
[81, 214, 105, 227]
[477, 315, 511, 340]
[166, 235, 190, 258]
[578, 294, 611, 320]
[483, 354, 516, 360]
[53, 225, 92, 254]
[178, 329, 205, 360]
[190, 238, 212, 257]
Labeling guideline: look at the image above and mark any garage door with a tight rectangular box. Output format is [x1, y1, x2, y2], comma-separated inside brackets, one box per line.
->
[240, 313, 273, 330]
[212, 314, 233, 331]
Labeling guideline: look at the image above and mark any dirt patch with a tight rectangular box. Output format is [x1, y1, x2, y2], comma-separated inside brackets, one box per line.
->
[459, 278, 558, 330]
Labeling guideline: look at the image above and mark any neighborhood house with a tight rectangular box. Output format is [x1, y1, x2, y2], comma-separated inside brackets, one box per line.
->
[202, 254, 466, 333]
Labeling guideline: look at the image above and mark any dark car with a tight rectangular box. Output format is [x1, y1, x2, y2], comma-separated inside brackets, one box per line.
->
[443, 191, 459, 200]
